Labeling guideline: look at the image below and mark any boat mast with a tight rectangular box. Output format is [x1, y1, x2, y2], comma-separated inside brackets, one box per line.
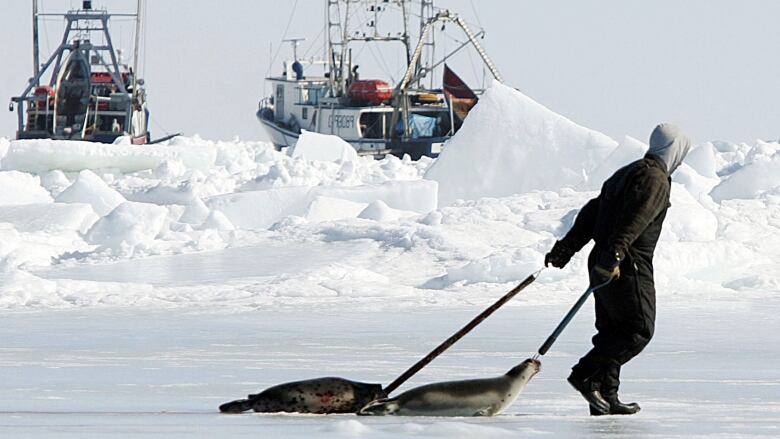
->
[400, 0, 411, 67]
[132, 0, 143, 98]
[420, 0, 435, 89]
[326, 0, 345, 96]
[340, 0, 351, 95]
[32, 0, 40, 86]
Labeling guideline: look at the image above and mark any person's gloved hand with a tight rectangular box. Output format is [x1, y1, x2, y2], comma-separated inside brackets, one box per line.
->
[591, 250, 623, 286]
[545, 240, 575, 268]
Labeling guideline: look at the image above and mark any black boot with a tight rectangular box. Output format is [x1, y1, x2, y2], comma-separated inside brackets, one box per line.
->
[589, 394, 641, 416]
[567, 376, 610, 415]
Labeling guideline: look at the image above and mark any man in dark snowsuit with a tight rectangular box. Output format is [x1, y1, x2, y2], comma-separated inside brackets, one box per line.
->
[545, 123, 691, 416]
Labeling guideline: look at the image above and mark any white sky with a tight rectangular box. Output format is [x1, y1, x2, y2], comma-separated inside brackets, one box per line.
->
[1, 0, 779, 144]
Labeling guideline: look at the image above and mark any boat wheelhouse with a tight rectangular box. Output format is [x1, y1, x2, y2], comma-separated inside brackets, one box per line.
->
[258, 1, 502, 159]
[10, 0, 149, 144]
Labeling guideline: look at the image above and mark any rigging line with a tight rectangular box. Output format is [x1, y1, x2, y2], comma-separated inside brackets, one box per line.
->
[300, 0, 367, 62]
[266, 0, 300, 77]
[350, 39, 369, 63]
[150, 114, 170, 136]
[469, 0, 483, 29]
[40, 0, 52, 61]
[300, 24, 326, 60]
[142, 0, 148, 77]
[383, 1, 484, 31]
[464, 42, 480, 87]
[366, 42, 396, 84]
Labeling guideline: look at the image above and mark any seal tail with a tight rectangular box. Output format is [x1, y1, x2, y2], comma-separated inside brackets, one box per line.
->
[219, 398, 253, 414]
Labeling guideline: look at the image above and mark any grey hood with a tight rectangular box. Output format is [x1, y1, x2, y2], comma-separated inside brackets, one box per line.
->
[646, 123, 691, 174]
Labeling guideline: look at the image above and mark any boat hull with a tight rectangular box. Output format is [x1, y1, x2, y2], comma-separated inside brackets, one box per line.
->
[257, 111, 443, 159]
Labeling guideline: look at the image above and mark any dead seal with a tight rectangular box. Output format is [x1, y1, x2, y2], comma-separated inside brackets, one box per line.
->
[358, 358, 540, 417]
[219, 377, 386, 414]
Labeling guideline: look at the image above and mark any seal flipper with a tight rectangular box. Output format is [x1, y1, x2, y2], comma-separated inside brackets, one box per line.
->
[219, 398, 253, 414]
[357, 398, 400, 416]
[473, 406, 494, 417]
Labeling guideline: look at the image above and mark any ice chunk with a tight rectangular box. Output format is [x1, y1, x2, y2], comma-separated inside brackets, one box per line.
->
[0, 137, 10, 160]
[128, 181, 197, 205]
[55, 170, 125, 216]
[435, 248, 542, 286]
[207, 186, 312, 230]
[313, 180, 437, 214]
[0, 203, 98, 234]
[40, 170, 72, 197]
[358, 200, 394, 221]
[290, 130, 359, 164]
[587, 135, 647, 188]
[305, 196, 367, 222]
[744, 140, 780, 166]
[179, 197, 210, 225]
[425, 82, 617, 206]
[673, 163, 719, 201]
[153, 159, 187, 180]
[0, 171, 53, 206]
[1, 138, 217, 173]
[0, 224, 21, 259]
[86, 201, 169, 255]
[199, 210, 235, 231]
[210, 180, 436, 230]
[357, 200, 414, 222]
[662, 183, 718, 242]
[685, 142, 718, 179]
[710, 152, 780, 201]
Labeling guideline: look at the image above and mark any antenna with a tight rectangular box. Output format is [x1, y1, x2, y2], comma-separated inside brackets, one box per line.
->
[282, 37, 306, 61]
[132, 0, 143, 97]
[32, 0, 40, 85]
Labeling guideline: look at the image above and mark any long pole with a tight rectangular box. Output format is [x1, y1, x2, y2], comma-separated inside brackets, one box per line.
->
[32, 0, 40, 85]
[534, 278, 612, 359]
[384, 268, 543, 395]
[132, 0, 143, 97]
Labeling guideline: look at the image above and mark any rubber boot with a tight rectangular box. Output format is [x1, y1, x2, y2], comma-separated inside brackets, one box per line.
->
[589, 394, 641, 416]
[567, 376, 609, 415]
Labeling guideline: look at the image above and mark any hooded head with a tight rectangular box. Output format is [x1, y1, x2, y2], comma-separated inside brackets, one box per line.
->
[646, 123, 691, 174]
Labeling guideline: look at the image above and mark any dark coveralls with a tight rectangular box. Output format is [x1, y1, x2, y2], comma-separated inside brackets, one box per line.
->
[558, 154, 671, 396]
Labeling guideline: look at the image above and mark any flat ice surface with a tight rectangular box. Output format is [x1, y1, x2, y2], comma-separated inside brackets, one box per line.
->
[36, 240, 368, 286]
[2, 300, 778, 438]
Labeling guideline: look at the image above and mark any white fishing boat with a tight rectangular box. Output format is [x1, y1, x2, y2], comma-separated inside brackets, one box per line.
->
[257, 0, 503, 159]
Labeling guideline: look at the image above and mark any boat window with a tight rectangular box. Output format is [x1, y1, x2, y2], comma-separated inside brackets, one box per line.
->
[302, 107, 308, 120]
[297, 85, 325, 105]
[359, 112, 385, 139]
[297, 87, 309, 105]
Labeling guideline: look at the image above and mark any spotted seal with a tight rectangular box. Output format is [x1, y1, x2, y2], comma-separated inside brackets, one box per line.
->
[358, 359, 540, 416]
[219, 377, 386, 414]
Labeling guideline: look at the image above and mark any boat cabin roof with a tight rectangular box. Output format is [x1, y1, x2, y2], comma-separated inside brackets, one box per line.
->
[266, 76, 329, 85]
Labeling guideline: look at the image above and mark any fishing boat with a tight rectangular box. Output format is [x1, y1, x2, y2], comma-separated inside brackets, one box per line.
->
[9, 0, 150, 144]
[257, 0, 502, 159]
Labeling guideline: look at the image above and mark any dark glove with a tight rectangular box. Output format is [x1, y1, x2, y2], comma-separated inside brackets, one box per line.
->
[590, 249, 623, 286]
[545, 240, 576, 269]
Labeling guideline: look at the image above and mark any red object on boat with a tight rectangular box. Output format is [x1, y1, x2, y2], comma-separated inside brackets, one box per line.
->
[90, 71, 131, 84]
[33, 86, 55, 109]
[347, 79, 392, 105]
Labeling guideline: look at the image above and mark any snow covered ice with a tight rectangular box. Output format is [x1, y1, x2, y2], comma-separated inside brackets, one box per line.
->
[1, 83, 779, 438]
